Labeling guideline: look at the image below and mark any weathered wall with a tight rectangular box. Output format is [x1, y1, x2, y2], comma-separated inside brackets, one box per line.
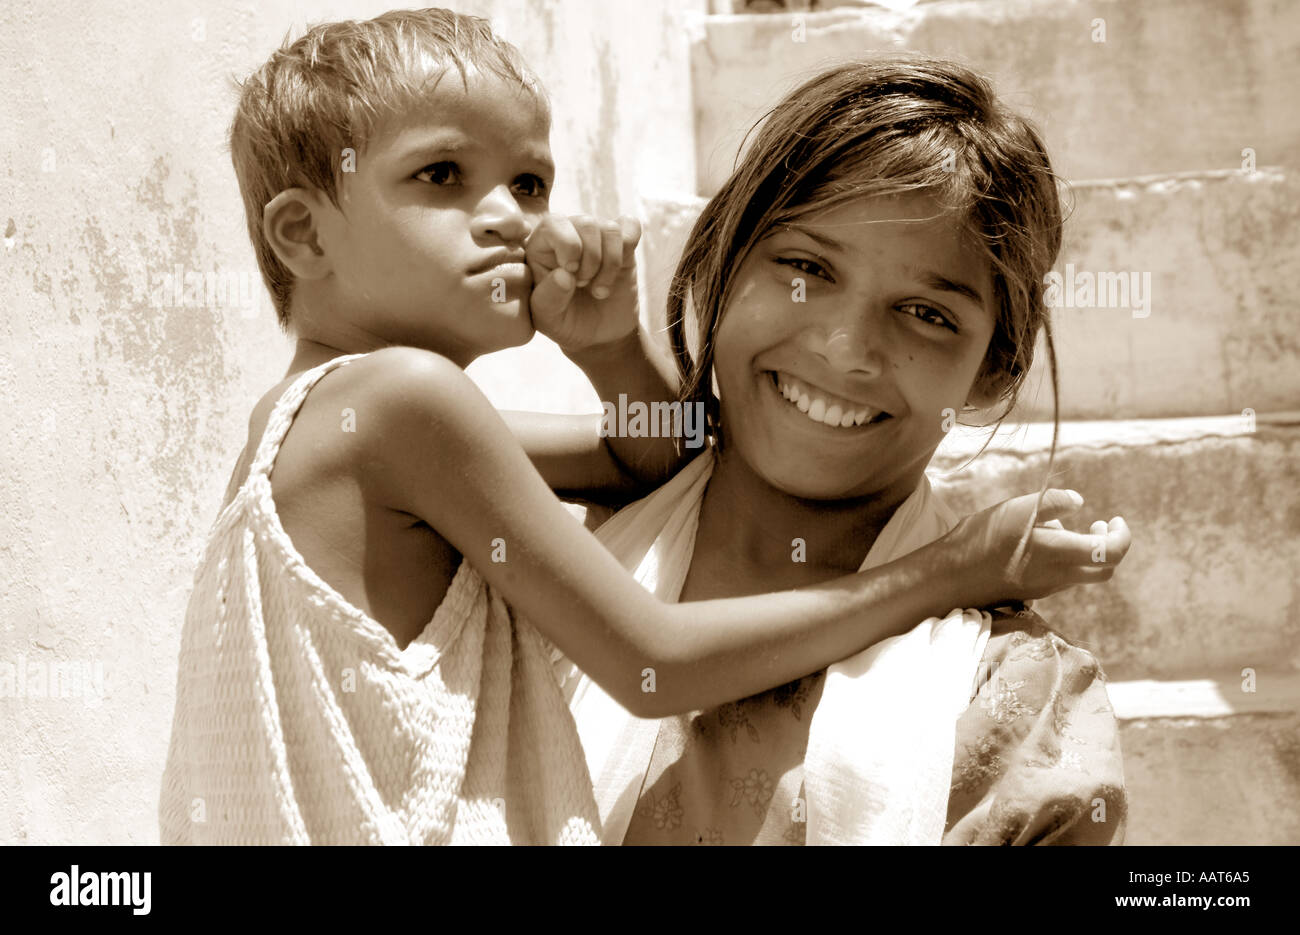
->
[0, 0, 701, 844]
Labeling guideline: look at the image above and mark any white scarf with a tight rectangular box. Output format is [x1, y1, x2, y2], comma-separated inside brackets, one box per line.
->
[565, 450, 991, 845]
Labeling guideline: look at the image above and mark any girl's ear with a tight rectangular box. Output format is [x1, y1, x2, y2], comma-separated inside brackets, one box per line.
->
[263, 188, 332, 281]
[965, 367, 1006, 411]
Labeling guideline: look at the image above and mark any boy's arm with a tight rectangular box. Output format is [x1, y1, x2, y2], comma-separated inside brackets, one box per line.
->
[565, 325, 699, 486]
[508, 213, 697, 500]
[360, 347, 983, 718]
[502, 327, 699, 502]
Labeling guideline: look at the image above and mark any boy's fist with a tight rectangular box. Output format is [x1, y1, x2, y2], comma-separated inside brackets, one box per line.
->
[525, 213, 641, 353]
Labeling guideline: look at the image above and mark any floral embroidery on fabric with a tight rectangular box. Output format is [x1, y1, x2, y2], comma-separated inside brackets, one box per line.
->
[636, 782, 683, 831]
[1057, 749, 1087, 772]
[771, 674, 819, 721]
[693, 828, 723, 846]
[951, 732, 1007, 795]
[982, 676, 1035, 724]
[783, 821, 806, 846]
[728, 768, 775, 815]
[1050, 691, 1071, 735]
[717, 702, 761, 744]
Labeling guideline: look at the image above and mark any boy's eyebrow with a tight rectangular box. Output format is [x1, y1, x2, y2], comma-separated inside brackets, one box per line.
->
[395, 134, 555, 176]
[395, 133, 472, 162]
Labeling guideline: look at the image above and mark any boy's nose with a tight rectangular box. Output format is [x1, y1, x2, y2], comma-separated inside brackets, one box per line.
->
[472, 186, 529, 245]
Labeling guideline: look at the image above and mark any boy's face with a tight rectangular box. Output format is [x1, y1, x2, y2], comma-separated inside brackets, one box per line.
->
[315, 68, 554, 364]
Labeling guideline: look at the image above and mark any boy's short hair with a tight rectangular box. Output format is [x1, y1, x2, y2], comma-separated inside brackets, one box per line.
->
[230, 7, 544, 328]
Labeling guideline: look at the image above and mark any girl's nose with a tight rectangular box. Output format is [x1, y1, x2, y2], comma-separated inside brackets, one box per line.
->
[806, 317, 885, 379]
[471, 186, 529, 245]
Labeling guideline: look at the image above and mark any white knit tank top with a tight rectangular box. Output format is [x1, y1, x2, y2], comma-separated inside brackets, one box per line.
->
[159, 354, 600, 844]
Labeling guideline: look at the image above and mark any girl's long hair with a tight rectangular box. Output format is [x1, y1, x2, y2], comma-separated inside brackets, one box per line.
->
[667, 55, 1066, 572]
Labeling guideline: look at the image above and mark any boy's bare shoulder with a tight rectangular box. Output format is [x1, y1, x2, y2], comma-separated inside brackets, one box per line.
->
[314, 346, 489, 434]
[285, 346, 496, 481]
[224, 347, 492, 510]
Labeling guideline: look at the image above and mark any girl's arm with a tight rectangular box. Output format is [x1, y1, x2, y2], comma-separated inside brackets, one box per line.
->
[359, 347, 1129, 719]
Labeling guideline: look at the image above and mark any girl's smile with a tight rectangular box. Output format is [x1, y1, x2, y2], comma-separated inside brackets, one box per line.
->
[769, 370, 894, 428]
[712, 192, 997, 502]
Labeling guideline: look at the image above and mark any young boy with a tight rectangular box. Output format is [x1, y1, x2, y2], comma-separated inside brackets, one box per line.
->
[160, 7, 684, 846]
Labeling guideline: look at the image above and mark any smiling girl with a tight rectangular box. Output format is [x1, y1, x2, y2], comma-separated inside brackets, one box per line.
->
[569, 55, 1131, 845]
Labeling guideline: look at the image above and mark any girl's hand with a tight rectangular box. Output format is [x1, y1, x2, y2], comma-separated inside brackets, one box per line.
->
[941, 488, 1132, 607]
[525, 213, 641, 353]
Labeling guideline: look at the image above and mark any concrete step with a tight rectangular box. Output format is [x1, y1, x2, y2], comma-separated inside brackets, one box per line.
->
[1119, 713, 1300, 845]
[690, 0, 1300, 193]
[929, 413, 1300, 680]
[1111, 671, 1300, 845]
[1010, 170, 1299, 421]
[638, 168, 1300, 422]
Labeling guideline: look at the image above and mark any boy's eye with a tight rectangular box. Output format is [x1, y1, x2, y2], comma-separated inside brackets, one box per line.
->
[512, 174, 548, 199]
[900, 302, 957, 332]
[414, 162, 461, 185]
[775, 256, 832, 281]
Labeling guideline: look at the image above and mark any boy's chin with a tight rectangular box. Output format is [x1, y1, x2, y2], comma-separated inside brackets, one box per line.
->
[479, 302, 536, 353]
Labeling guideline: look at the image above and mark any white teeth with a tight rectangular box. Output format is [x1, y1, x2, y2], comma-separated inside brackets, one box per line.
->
[774, 372, 885, 429]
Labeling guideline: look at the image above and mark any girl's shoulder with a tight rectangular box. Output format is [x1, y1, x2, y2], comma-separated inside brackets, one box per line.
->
[946, 604, 1127, 844]
[978, 603, 1110, 693]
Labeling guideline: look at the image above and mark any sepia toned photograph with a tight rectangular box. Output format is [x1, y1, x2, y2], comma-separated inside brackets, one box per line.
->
[1, 0, 1295, 884]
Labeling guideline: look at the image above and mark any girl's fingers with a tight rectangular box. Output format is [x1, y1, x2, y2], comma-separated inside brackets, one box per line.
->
[1039, 519, 1065, 530]
[1104, 515, 1132, 561]
[589, 223, 624, 299]
[573, 217, 604, 288]
[1030, 488, 1085, 524]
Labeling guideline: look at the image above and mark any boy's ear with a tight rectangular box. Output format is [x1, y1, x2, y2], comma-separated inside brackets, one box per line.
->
[263, 188, 333, 281]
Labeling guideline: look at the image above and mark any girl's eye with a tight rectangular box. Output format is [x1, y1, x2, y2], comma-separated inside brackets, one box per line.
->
[775, 256, 832, 281]
[512, 174, 548, 199]
[415, 162, 461, 185]
[900, 302, 957, 332]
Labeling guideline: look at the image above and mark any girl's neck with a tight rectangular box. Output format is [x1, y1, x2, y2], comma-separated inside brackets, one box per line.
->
[692, 445, 924, 585]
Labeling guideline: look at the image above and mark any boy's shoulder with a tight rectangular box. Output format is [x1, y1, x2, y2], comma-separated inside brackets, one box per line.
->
[308, 346, 492, 446]
[265, 346, 478, 435]
[269, 345, 493, 488]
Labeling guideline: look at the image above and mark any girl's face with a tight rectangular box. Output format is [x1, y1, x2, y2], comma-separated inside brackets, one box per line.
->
[713, 192, 997, 500]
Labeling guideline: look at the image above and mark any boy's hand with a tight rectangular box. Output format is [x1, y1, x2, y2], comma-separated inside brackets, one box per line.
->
[525, 213, 641, 354]
[939, 488, 1132, 608]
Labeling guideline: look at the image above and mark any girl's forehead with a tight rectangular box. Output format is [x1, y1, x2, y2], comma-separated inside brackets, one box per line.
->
[780, 195, 984, 263]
